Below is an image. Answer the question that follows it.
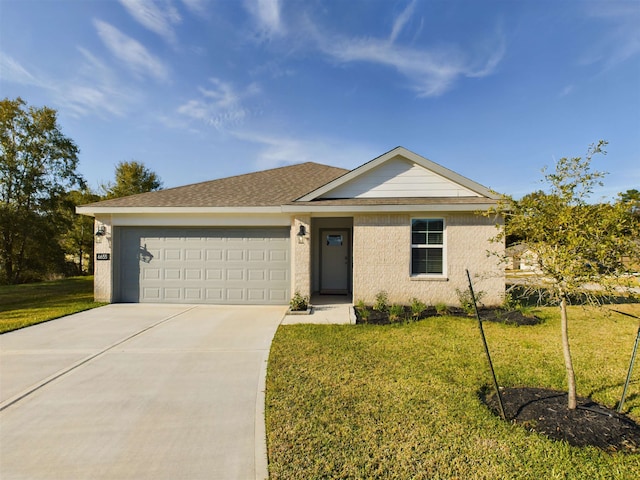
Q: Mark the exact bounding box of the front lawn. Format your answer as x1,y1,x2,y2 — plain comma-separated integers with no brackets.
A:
266,304,640,479
0,276,105,333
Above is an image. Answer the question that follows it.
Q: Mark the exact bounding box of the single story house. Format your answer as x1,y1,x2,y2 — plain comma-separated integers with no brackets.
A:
77,147,505,306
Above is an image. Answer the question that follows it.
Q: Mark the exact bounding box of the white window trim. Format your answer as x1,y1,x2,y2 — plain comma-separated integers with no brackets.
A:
410,217,447,279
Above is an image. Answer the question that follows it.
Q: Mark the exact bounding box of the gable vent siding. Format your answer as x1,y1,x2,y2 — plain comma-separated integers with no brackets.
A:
320,159,481,199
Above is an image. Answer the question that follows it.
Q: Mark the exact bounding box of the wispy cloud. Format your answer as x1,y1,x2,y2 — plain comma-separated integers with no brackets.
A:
582,3,640,69
0,51,135,118
244,0,284,38
305,7,505,98
177,78,261,129
231,129,377,171
0,53,46,87
119,0,181,44
57,47,137,118
389,0,416,43
94,19,170,81
181,0,209,16
314,30,505,97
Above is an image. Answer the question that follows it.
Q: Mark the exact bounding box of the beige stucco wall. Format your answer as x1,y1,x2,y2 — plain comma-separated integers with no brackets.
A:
352,213,504,306
93,216,113,302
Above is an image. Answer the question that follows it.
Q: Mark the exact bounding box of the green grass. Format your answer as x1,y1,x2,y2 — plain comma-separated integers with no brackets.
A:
0,276,105,333
266,304,640,479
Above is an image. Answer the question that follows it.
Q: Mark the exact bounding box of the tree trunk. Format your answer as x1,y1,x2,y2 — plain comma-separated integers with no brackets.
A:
560,292,577,409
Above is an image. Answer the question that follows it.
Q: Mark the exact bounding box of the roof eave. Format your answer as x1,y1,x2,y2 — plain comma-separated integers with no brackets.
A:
281,203,499,213
76,206,284,217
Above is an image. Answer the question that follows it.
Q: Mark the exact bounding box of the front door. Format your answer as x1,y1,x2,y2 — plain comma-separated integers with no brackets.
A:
320,229,350,294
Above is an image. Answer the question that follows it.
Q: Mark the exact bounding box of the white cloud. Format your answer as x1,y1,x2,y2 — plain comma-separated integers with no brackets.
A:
181,0,209,16
177,78,261,129
583,3,640,69
244,0,284,38
315,30,505,97
55,47,138,118
230,130,378,171
119,0,182,44
94,19,169,81
0,53,45,87
303,9,505,98
389,0,416,43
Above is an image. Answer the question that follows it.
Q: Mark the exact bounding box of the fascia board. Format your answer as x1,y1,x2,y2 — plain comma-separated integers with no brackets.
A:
282,203,498,213
75,206,283,216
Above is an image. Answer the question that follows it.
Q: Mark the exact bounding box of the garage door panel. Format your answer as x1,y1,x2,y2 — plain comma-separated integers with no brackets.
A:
117,227,290,304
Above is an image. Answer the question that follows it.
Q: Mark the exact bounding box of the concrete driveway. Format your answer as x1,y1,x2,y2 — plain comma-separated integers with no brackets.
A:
0,304,286,480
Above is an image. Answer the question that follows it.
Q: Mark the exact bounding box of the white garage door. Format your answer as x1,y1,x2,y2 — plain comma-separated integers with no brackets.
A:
115,227,290,304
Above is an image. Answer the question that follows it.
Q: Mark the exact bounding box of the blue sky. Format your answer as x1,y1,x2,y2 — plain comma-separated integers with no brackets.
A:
1,0,638,200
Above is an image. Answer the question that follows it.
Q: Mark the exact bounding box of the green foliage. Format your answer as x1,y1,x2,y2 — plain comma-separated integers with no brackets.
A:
102,160,162,199
289,291,309,311
456,287,484,315
410,297,427,318
488,141,640,410
435,302,449,315
373,290,388,312
388,304,405,323
355,299,370,323
0,97,85,284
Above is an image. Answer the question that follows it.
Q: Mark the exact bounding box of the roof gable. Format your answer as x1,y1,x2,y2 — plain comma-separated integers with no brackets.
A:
297,147,499,201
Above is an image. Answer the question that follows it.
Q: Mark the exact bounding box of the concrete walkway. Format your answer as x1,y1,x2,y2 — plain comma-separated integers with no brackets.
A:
0,304,285,480
281,295,355,325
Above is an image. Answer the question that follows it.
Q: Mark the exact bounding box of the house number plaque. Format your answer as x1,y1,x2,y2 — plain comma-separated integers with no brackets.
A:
96,253,110,261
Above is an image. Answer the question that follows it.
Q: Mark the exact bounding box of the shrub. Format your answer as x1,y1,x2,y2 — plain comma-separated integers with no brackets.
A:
289,291,309,311
435,302,449,315
373,291,389,312
410,297,427,318
456,288,485,315
388,304,405,323
358,306,371,323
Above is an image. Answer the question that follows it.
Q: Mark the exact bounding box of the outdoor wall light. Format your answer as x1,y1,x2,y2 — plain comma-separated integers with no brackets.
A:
95,225,106,236
297,224,307,244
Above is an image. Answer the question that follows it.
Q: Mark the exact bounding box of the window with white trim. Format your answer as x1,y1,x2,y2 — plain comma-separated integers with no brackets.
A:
411,219,444,275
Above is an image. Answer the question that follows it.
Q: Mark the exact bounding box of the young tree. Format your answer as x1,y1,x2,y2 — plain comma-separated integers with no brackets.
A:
102,160,162,198
0,97,85,284
490,141,640,409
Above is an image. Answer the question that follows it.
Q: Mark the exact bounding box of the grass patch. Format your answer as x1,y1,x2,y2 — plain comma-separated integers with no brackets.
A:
0,276,105,333
266,304,640,479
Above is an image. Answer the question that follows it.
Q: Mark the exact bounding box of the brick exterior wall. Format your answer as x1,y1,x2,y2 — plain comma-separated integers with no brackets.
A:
291,215,311,299
352,213,504,306
93,216,113,302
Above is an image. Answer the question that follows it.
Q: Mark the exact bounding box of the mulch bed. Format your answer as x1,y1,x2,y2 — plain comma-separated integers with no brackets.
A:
482,387,640,453
355,306,542,326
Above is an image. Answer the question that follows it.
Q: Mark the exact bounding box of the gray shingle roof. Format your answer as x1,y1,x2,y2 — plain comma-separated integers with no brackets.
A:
81,162,349,208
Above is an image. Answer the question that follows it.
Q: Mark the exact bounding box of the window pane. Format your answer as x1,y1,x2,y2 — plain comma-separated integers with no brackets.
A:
412,248,427,274
427,232,443,245
412,232,426,244
427,219,444,231
411,248,443,274
426,249,443,274
412,219,427,231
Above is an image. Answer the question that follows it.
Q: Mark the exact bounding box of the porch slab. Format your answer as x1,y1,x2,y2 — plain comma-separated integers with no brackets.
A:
281,295,355,325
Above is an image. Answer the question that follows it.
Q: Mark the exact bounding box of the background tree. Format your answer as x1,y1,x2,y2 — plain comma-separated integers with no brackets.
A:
101,160,162,198
489,141,640,409
619,188,640,221
0,97,85,284
59,189,100,275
